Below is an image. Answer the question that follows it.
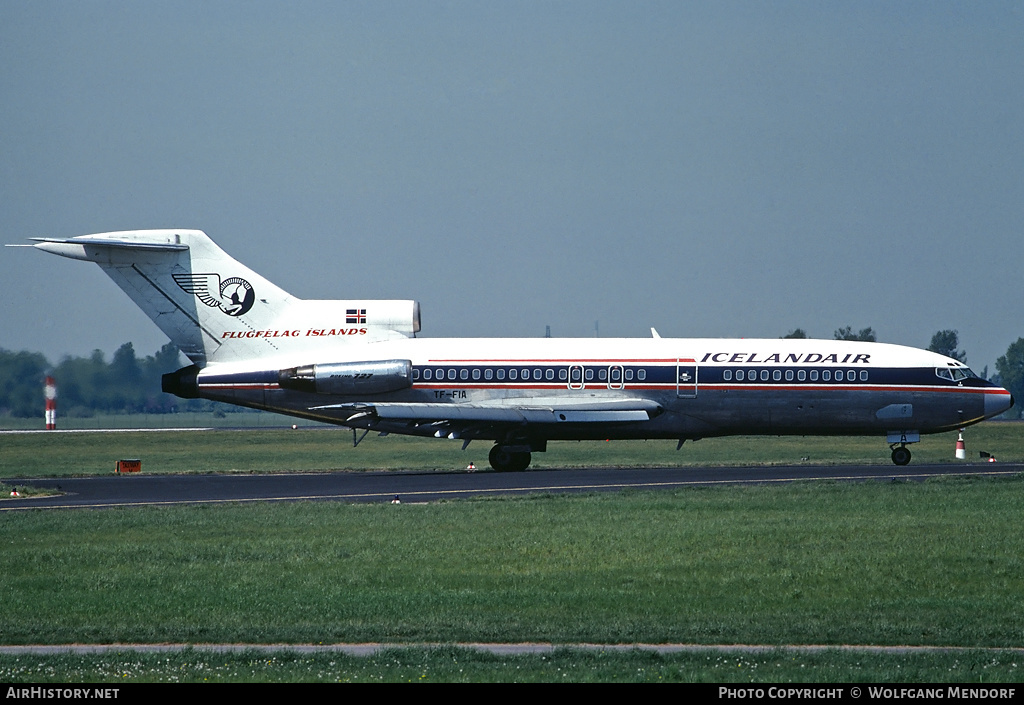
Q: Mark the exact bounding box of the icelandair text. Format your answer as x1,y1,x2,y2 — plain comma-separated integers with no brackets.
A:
701,352,870,365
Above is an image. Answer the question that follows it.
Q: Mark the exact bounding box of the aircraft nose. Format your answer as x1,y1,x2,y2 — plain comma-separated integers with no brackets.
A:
984,389,1014,419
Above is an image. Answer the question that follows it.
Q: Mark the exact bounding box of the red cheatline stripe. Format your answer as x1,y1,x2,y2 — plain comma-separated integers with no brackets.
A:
426,358,691,363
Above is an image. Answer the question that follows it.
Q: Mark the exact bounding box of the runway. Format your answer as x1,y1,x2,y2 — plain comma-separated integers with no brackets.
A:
3,462,1021,511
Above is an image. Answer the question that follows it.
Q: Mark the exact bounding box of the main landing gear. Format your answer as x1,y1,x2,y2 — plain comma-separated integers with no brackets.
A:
489,444,532,472
890,444,912,466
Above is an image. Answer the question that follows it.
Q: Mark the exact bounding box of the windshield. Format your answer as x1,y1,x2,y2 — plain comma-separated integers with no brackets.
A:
935,367,976,382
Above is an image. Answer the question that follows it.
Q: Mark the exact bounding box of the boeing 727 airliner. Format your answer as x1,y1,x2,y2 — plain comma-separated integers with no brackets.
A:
15,230,1013,470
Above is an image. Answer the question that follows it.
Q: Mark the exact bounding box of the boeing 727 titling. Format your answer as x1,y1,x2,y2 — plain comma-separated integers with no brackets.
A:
16,230,1013,469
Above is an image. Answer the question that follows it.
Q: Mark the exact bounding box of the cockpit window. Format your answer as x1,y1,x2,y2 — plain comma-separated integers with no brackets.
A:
936,367,976,382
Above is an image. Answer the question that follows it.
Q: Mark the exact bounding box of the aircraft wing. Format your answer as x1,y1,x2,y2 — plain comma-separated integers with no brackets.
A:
313,397,663,424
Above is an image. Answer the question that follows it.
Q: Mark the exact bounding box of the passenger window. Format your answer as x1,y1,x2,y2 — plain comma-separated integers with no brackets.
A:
485,369,493,380
599,369,608,381
760,370,769,381
798,370,806,381
736,369,744,381
472,368,481,380
460,369,469,380
559,369,568,381
413,369,420,380
522,368,530,379
773,370,782,381
625,369,633,381
638,369,646,381
534,369,542,381
546,369,555,381
585,369,594,381
810,370,819,381
724,370,733,381
822,370,831,381
785,370,794,381
860,370,868,382
448,369,457,380
497,369,505,380
423,369,432,380
509,369,517,381
436,368,444,379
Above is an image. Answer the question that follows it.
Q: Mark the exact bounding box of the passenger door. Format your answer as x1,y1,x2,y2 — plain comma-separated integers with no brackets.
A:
676,359,697,398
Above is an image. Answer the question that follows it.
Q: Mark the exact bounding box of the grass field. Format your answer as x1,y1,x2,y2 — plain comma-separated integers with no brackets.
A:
0,411,322,431
5,477,1024,646
2,419,1022,682
2,419,1022,478
1,647,1021,683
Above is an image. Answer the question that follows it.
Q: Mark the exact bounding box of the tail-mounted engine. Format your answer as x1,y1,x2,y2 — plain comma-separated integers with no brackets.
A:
161,365,200,399
279,359,413,396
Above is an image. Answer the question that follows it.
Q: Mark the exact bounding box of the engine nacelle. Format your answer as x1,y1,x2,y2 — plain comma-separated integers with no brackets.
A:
278,359,413,396
162,365,200,399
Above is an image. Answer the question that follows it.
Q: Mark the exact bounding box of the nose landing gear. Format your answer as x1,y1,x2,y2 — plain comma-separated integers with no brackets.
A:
886,431,919,466
890,444,912,466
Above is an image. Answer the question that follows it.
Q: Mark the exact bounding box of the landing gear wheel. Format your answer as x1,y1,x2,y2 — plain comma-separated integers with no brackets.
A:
489,445,532,472
890,446,912,466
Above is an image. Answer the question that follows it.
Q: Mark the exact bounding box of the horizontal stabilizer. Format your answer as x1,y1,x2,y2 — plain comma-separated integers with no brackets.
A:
28,237,190,258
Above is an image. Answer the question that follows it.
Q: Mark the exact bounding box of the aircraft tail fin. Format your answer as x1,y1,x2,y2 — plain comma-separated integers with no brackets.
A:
25,230,420,366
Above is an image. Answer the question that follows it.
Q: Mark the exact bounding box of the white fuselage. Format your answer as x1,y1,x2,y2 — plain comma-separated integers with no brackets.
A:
20,229,1013,469
190,336,1010,443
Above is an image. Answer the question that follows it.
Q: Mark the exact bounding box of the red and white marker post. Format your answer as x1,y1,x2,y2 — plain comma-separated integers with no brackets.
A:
44,376,57,430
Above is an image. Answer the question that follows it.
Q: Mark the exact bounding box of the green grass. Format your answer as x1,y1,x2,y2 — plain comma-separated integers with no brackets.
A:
0,482,57,498
0,411,324,431
2,421,1021,478
1,646,1021,683
3,419,1022,681
2,477,1023,648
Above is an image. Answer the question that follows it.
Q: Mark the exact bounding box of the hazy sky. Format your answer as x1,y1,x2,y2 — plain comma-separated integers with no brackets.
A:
2,2,1022,372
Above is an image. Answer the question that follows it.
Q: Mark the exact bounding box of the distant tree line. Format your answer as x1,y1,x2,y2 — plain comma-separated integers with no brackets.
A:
783,326,878,342
0,342,231,418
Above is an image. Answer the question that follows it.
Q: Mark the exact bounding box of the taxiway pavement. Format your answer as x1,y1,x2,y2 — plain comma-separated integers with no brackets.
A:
3,463,1020,511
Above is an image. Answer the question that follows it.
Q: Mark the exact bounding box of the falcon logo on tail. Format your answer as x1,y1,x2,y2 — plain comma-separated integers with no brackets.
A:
173,273,255,317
